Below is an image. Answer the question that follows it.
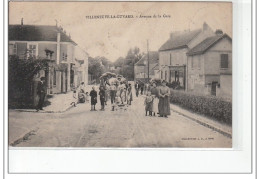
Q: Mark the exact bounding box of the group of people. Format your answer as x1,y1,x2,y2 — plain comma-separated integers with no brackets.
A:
88,81,133,111
138,80,171,118
35,76,171,118
76,80,171,117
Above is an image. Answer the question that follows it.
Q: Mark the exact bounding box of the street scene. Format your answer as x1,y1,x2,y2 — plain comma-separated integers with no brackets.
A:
8,2,232,148
9,85,231,148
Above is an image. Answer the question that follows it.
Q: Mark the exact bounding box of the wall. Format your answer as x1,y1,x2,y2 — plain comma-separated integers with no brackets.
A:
134,65,146,79
187,55,205,90
204,38,232,75
217,74,232,98
159,48,187,67
187,37,232,94
159,48,188,83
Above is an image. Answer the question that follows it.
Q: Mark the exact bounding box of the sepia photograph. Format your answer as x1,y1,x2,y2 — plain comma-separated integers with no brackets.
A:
8,1,232,148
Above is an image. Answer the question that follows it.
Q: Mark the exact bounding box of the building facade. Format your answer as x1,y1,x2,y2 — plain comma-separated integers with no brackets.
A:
9,24,88,96
134,51,159,82
158,22,215,90
186,32,232,98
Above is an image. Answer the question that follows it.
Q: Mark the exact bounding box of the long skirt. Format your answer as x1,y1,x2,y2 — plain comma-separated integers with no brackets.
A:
158,96,171,115
152,97,159,113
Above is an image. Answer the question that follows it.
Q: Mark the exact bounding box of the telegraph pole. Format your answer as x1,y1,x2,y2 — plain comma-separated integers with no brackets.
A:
147,40,149,81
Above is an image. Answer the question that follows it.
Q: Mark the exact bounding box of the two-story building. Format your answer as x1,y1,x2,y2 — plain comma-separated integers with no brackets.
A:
158,22,215,90
9,23,88,95
186,31,232,98
134,51,159,82
74,46,89,87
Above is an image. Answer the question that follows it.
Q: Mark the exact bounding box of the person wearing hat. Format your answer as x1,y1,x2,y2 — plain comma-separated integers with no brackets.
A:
158,80,171,117
36,77,47,111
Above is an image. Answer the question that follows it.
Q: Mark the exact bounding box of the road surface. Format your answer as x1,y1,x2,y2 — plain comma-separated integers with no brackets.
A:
9,93,232,148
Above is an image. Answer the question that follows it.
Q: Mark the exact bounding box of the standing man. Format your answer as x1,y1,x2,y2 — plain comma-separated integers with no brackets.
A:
110,84,116,104
36,77,47,111
99,86,106,111
135,82,139,97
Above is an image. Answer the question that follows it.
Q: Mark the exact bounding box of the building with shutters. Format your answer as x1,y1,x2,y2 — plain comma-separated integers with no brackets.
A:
186,31,232,98
9,23,88,96
158,22,215,90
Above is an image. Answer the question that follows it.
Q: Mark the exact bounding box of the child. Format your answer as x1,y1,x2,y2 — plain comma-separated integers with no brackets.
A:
85,92,89,102
99,86,106,111
144,91,153,116
90,86,97,111
71,88,77,107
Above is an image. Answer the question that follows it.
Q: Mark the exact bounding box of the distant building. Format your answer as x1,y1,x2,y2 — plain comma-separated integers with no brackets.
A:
74,46,89,87
9,23,88,96
134,51,159,82
186,31,232,98
158,22,215,90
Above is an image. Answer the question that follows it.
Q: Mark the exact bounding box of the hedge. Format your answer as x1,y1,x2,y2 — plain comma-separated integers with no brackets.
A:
170,90,232,125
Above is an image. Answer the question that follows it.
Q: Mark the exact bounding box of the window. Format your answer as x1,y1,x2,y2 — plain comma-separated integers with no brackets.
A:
62,53,68,61
29,44,36,57
191,57,194,68
161,71,163,79
27,44,37,58
220,54,228,68
165,71,167,81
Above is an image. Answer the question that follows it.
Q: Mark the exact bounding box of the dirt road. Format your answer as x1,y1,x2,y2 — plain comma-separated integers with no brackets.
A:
9,94,231,148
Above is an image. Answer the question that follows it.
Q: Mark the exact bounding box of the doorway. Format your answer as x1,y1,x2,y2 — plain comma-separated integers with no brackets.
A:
211,82,218,96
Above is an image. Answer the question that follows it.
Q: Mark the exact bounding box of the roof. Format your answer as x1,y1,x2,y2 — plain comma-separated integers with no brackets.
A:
187,34,232,56
135,51,159,66
159,29,201,51
152,63,159,70
9,25,76,45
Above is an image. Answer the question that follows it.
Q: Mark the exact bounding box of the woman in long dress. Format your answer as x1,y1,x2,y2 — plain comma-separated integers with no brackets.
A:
127,83,133,105
150,82,159,116
158,80,171,117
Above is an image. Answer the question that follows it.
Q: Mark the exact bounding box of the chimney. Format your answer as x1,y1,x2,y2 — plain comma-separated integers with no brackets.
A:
215,29,223,35
203,22,209,31
21,18,23,25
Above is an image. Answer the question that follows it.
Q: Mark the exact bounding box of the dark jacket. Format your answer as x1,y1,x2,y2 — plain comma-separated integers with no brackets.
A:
99,89,105,101
37,81,47,95
90,90,97,104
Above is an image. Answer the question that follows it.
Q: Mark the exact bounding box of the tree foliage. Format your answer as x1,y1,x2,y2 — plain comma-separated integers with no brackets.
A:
113,47,144,80
8,55,50,108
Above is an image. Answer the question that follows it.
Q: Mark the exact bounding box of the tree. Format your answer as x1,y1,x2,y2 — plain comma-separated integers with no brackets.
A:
88,57,105,83
114,47,144,80
8,55,50,108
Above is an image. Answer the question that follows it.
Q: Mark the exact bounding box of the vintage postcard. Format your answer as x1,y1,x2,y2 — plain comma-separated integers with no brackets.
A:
8,1,232,148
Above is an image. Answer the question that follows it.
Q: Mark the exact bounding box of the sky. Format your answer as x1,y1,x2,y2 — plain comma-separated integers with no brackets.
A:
9,2,232,62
